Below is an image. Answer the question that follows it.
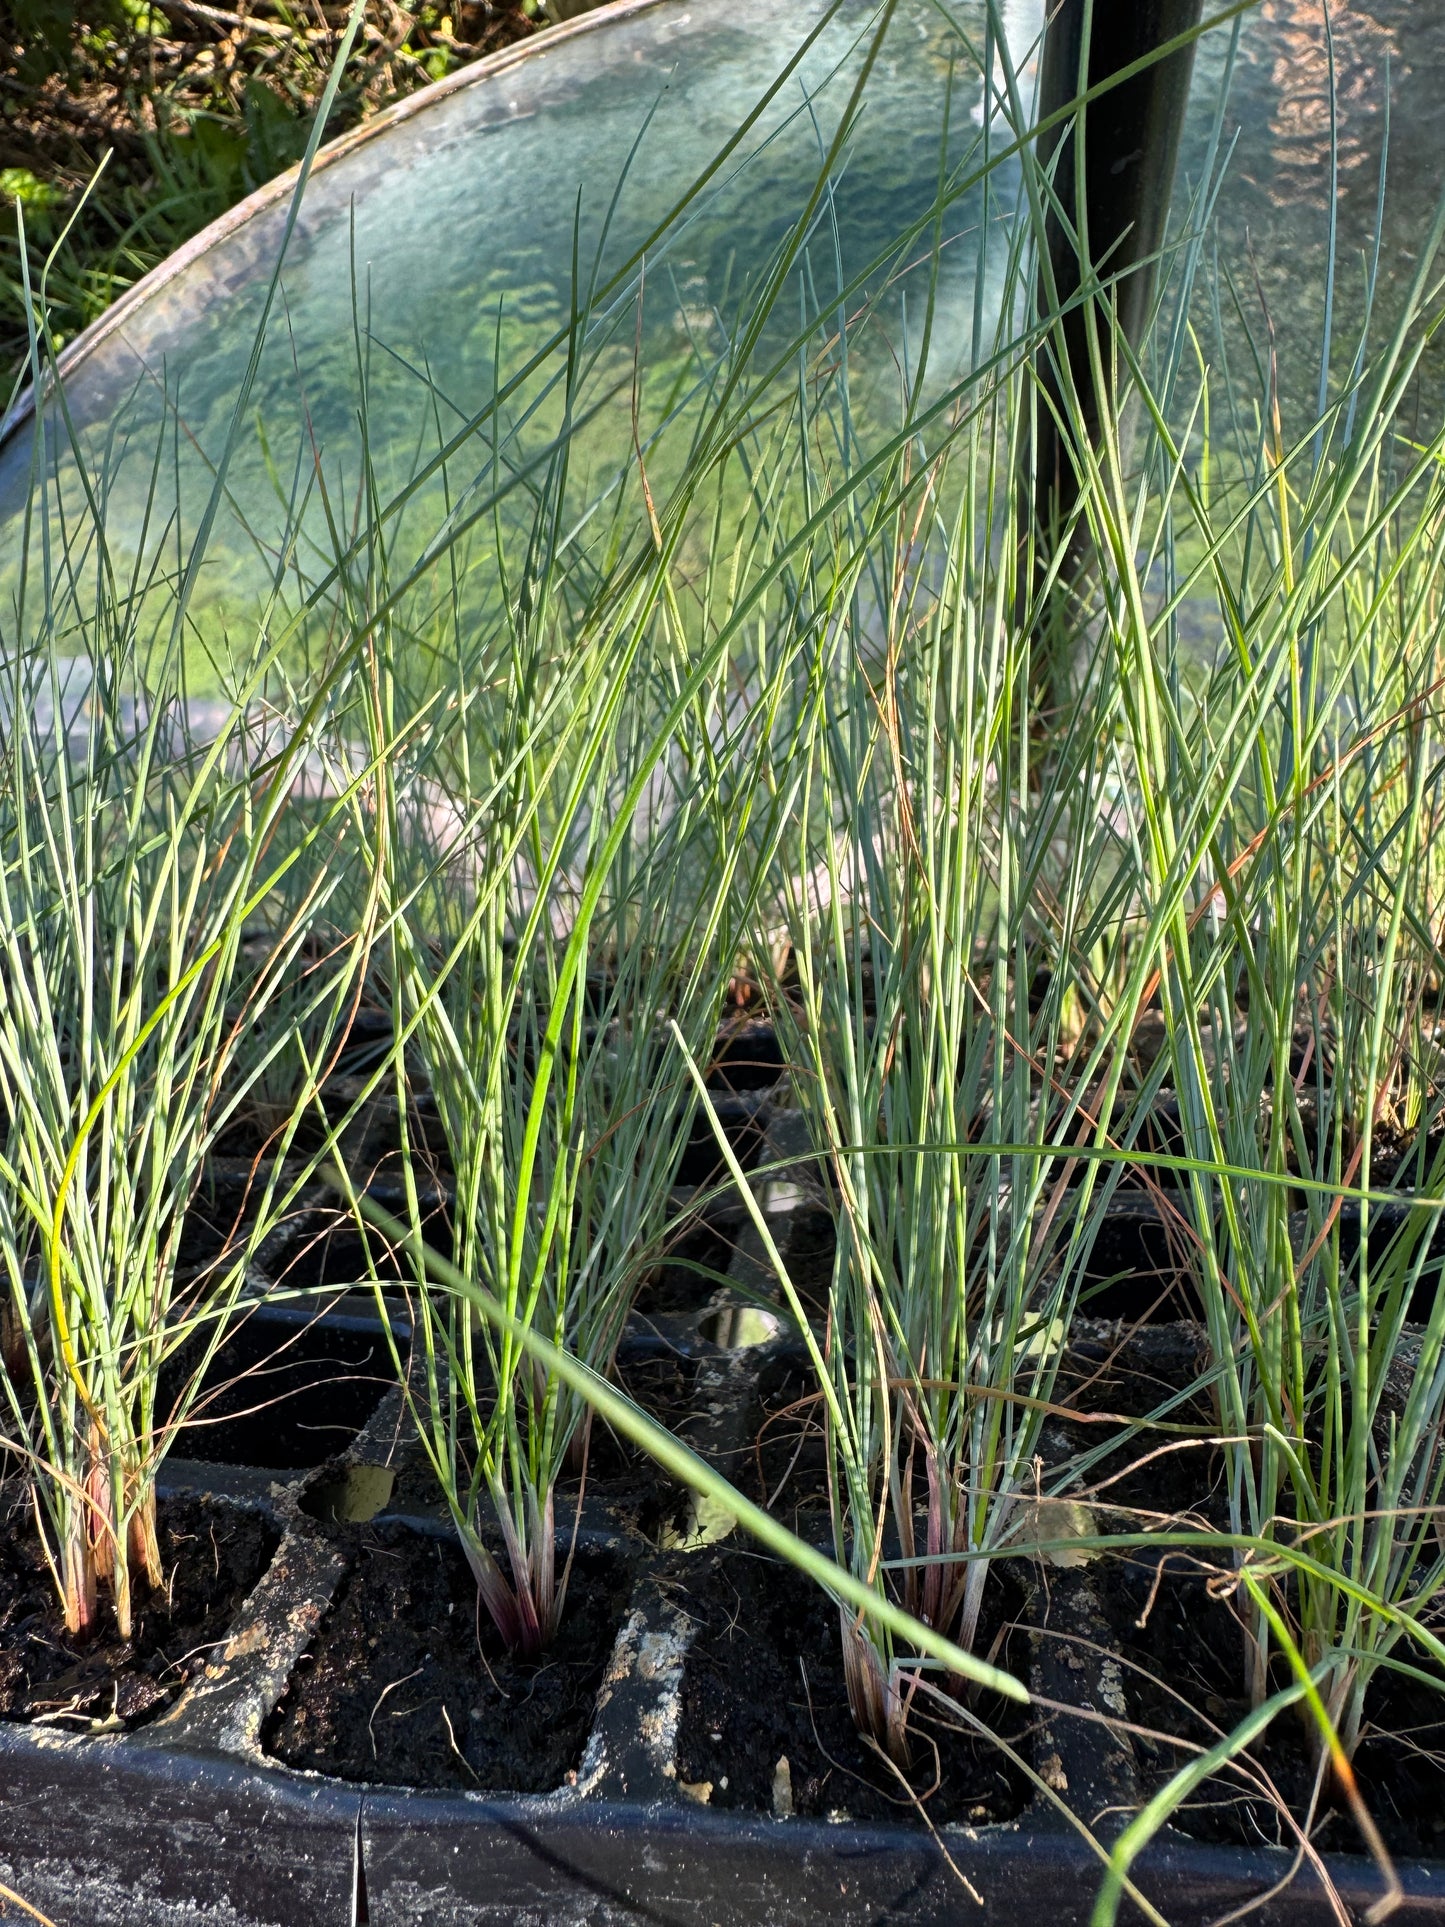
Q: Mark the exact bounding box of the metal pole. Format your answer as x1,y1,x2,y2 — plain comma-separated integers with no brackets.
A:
1029,0,1204,672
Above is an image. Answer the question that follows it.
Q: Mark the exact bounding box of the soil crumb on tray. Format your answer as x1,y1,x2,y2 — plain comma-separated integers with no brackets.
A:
0,1493,278,1730
675,1548,1031,1826
266,1524,632,1791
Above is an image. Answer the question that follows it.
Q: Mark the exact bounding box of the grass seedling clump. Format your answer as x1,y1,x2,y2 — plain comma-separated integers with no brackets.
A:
344,266,839,1653
1042,98,1445,1894
0,565,378,1638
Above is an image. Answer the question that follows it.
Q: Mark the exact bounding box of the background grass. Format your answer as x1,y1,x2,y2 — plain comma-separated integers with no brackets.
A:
1,0,544,383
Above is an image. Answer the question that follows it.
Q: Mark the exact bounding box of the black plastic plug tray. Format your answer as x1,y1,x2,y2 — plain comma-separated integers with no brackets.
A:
4,1100,1443,1925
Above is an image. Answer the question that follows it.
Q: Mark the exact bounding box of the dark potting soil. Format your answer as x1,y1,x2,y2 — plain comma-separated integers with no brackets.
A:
177,1158,273,1271
634,1216,742,1317
601,1347,697,1472
743,1353,830,1531
1052,1327,1226,1523
1071,1195,1204,1323
674,1547,1032,1827
705,1020,786,1093
349,1092,457,1186
1097,1556,1445,1858
164,1304,403,1471
0,1493,278,1730
257,1208,416,1294
208,1102,336,1162
1117,1094,1189,1174
674,1093,770,1190
1371,1124,1445,1191
781,1204,837,1320
1325,1197,1445,1324
365,1347,694,1541
1056,1325,1208,1416
265,1525,632,1791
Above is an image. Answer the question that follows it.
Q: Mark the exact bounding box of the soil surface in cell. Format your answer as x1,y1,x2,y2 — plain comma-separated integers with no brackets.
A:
1051,1324,1226,1522
1069,1196,1205,1323
673,1094,770,1190
744,1352,831,1532
1101,1557,1445,1857
706,1020,785,1092
674,1548,1032,1826
377,1347,694,1540
778,1204,836,1320
208,1102,335,1162
633,1216,743,1317
177,1158,278,1269
162,1304,402,1471
266,1526,632,1790
0,1493,278,1729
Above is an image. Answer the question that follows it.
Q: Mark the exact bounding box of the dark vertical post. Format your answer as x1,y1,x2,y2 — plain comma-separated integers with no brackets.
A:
1028,0,1204,679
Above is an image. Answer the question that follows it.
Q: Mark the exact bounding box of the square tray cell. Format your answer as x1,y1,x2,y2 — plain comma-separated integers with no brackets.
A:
266,1525,633,1792
164,1301,408,1470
